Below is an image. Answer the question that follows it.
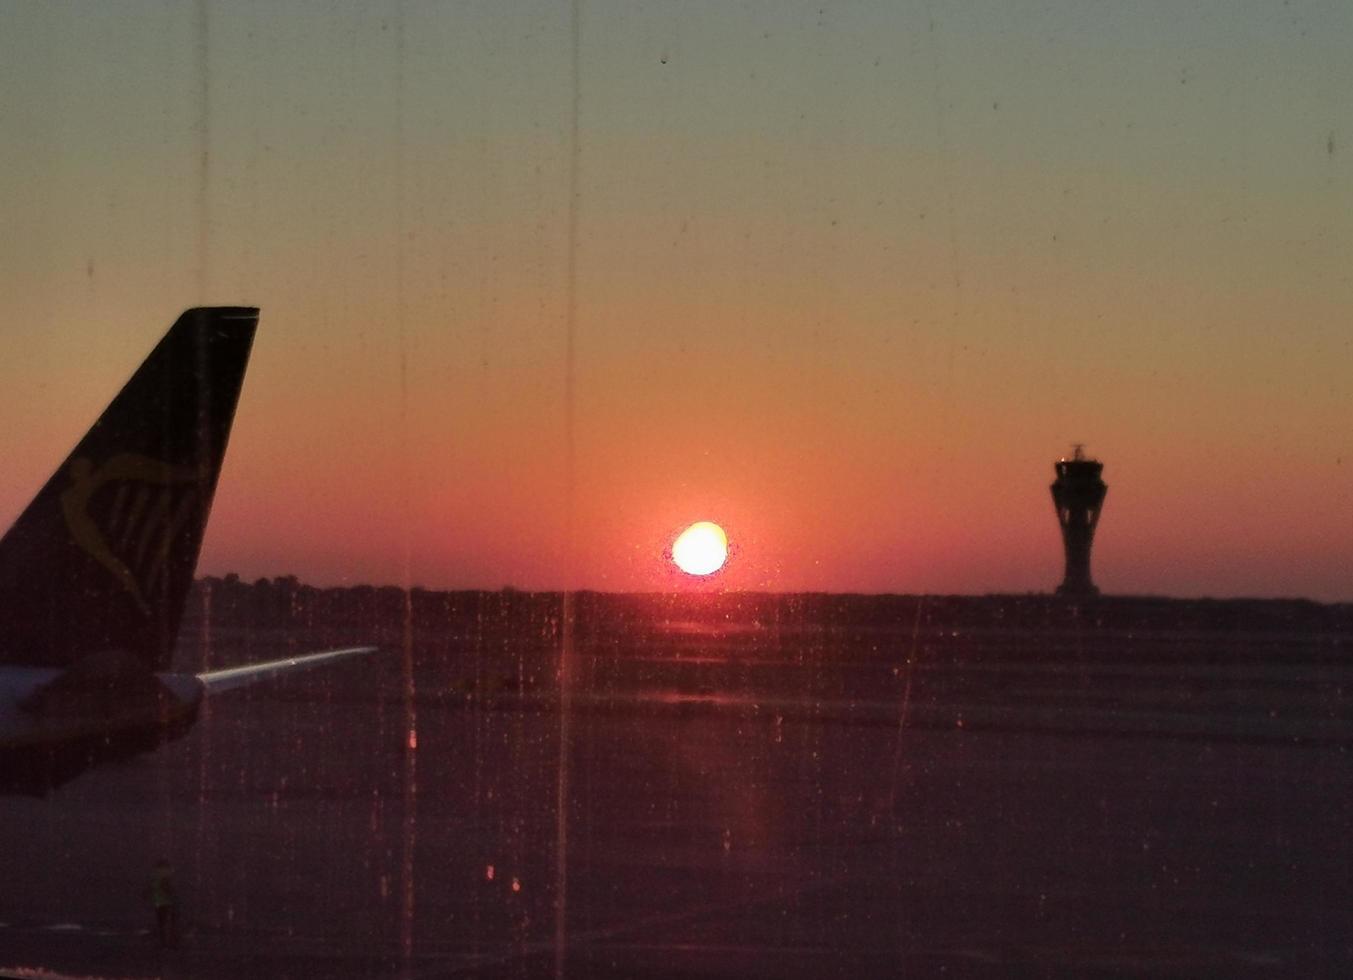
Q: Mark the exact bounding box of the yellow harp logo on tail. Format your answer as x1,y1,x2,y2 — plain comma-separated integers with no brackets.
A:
60,454,202,618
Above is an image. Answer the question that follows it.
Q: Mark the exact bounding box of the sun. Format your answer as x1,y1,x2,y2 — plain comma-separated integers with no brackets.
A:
672,521,729,576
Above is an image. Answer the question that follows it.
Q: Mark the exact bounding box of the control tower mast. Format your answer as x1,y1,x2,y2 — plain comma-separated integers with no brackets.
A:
1051,445,1107,597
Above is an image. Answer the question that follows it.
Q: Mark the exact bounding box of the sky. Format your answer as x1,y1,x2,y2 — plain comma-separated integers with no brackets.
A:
0,1,1350,599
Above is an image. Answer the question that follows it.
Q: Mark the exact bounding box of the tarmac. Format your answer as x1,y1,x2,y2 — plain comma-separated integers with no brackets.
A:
2,614,1351,977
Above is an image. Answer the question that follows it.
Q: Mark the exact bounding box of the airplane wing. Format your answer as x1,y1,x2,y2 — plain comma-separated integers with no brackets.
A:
196,646,378,694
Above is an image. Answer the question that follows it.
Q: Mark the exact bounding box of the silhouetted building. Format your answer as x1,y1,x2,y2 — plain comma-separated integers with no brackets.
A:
1051,446,1107,597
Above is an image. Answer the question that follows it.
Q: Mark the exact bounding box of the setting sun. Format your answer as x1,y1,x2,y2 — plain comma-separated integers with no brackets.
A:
672,522,729,576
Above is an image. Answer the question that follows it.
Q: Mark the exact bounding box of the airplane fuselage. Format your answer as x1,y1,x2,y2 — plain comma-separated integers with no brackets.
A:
0,664,203,793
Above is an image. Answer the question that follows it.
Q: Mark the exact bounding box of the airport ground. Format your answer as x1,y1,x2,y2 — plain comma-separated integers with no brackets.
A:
2,595,1351,977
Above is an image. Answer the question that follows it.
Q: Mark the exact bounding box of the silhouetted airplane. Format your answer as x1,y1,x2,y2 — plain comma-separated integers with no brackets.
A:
0,308,374,794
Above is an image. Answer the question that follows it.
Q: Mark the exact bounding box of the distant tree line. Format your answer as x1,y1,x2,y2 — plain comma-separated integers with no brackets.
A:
188,575,1353,638
187,574,564,635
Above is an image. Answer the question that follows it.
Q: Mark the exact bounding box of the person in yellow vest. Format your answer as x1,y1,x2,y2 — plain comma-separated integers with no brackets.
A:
147,859,178,949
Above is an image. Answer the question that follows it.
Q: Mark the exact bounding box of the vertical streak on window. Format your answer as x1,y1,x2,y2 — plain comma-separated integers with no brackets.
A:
176,0,214,867
887,595,926,816
193,576,214,909
194,0,210,302
394,2,419,975
555,2,584,976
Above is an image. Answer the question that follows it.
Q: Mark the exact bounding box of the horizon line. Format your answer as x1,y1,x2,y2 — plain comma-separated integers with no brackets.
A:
192,575,1353,609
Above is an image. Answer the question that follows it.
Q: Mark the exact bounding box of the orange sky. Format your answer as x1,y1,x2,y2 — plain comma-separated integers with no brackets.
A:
1,2,1350,599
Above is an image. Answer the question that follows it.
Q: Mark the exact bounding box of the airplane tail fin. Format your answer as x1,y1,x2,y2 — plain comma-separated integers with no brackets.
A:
0,308,258,670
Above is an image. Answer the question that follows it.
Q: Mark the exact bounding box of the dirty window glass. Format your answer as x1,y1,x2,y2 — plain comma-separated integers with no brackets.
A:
1,2,1350,977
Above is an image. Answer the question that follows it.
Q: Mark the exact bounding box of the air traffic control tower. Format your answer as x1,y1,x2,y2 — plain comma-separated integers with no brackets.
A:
1051,446,1107,597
